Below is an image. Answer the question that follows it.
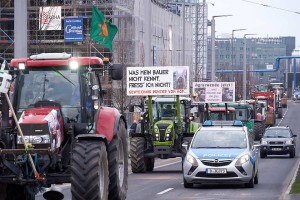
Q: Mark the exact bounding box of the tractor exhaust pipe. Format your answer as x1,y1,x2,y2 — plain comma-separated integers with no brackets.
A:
43,186,64,200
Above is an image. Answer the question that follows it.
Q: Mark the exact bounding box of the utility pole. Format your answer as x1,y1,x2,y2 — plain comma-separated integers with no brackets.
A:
14,0,27,58
231,29,246,81
243,34,256,100
182,0,185,66
145,0,152,66
211,15,232,82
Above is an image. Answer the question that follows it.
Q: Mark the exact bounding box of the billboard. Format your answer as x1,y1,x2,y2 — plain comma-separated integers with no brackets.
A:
39,6,61,30
127,66,189,96
64,17,83,42
192,82,235,103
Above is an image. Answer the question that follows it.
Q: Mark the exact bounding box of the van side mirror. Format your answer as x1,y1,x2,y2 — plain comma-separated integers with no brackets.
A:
111,64,123,80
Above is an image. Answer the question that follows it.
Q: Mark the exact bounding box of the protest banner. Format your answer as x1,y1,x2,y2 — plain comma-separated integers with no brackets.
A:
127,66,189,96
192,82,235,103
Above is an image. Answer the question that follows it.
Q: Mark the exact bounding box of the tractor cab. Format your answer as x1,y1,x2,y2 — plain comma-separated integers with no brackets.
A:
203,107,236,121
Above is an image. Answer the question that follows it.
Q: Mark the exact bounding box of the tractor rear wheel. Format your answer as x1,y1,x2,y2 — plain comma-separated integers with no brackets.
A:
71,141,109,200
253,122,265,140
108,120,128,200
130,137,146,173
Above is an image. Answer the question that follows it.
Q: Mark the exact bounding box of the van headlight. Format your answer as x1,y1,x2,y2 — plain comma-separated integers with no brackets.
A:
186,154,198,166
236,154,250,166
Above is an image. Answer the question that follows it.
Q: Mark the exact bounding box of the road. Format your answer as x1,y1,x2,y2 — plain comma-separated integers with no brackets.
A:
36,100,300,200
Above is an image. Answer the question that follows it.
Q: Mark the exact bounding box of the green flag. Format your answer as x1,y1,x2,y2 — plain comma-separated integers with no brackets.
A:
91,6,118,51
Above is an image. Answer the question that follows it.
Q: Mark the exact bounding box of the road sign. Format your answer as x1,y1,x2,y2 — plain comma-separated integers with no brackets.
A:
192,82,235,103
64,17,83,42
127,66,189,96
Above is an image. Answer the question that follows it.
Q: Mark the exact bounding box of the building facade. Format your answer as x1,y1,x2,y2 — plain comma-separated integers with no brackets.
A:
207,36,295,93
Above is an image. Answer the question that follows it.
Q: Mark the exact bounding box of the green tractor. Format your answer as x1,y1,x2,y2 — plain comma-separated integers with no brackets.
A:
130,96,199,173
211,103,254,136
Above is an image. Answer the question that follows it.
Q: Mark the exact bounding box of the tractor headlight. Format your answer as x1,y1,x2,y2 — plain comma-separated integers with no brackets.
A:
154,128,159,132
236,154,250,166
69,60,79,71
17,134,51,144
32,136,43,144
186,154,198,166
18,62,26,70
167,128,171,132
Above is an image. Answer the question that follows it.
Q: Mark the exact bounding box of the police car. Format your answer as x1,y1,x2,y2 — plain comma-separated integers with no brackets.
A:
183,121,259,188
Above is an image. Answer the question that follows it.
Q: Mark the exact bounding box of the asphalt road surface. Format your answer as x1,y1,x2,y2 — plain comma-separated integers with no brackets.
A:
36,100,300,200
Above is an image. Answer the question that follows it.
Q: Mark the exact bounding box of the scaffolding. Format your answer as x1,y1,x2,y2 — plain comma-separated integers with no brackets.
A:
0,0,135,63
158,0,208,81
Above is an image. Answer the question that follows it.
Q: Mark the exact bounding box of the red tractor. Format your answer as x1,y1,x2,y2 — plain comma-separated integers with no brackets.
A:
251,91,282,126
0,53,128,200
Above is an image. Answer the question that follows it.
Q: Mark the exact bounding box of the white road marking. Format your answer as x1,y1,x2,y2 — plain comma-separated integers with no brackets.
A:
157,188,174,195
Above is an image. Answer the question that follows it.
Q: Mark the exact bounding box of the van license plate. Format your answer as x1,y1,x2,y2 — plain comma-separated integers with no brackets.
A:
272,148,282,151
206,168,227,174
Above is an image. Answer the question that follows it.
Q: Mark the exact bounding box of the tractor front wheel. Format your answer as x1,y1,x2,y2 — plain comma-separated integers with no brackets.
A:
108,120,128,200
146,158,155,172
130,137,146,173
71,141,109,200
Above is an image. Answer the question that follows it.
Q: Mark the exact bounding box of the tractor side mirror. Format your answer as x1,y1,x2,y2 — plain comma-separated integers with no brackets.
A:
111,64,123,80
129,105,134,112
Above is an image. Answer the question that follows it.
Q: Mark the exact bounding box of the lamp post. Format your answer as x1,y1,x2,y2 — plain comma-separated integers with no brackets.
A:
211,15,232,82
243,34,256,100
231,29,246,82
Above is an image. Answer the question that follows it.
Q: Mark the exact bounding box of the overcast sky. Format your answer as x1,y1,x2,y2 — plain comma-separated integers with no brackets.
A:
208,0,299,47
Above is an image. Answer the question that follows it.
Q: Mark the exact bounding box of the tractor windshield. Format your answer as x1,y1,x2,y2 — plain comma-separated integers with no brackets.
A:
153,101,185,122
235,109,249,122
16,66,81,122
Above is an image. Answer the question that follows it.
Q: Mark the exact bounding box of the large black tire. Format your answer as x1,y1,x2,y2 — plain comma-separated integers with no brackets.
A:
108,120,128,200
253,122,265,140
260,151,267,158
0,184,35,200
290,150,296,158
71,141,109,200
245,170,255,188
146,158,155,172
130,137,146,173
254,171,258,184
277,108,283,118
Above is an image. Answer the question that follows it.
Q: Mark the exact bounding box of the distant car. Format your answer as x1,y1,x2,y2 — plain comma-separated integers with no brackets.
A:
260,126,297,158
183,121,259,188
292,92,300,101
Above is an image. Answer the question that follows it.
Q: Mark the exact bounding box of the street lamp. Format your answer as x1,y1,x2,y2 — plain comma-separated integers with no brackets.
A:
231,29,246,82
211,15,232,82
243,33,256,100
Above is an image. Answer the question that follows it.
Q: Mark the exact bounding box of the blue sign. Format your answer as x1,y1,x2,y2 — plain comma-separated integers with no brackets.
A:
64,17,83,42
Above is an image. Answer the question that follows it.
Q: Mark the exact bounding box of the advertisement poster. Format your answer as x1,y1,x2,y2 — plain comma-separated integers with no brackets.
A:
64,17,83,42
192,82,235,103
127,66,189,96
39,6,61,30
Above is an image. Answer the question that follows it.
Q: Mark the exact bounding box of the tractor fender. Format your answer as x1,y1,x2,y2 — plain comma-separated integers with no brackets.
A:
96,106,127,142
76,134,107,143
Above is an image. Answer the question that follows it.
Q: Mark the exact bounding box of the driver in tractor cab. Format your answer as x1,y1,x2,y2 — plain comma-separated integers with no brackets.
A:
162,105,175,117
47,73,73,105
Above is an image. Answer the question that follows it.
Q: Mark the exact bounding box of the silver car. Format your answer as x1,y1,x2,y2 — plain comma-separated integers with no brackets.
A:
183,121,259,188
